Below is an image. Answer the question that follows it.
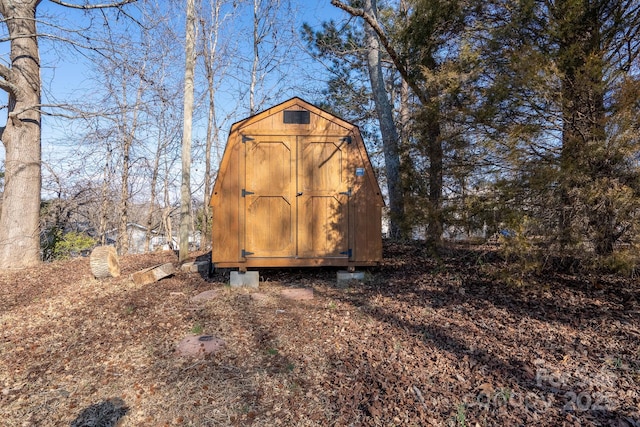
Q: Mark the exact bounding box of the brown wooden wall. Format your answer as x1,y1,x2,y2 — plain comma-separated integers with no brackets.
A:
210,98,383,268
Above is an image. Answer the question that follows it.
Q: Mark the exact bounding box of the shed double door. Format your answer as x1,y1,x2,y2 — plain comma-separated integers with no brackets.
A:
242,135,350,260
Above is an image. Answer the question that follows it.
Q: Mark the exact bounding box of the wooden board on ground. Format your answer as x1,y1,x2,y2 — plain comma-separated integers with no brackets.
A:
89,246,120,279
131,263,175,285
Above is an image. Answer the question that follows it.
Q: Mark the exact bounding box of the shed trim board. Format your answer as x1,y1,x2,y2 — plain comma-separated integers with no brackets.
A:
210,97,383,269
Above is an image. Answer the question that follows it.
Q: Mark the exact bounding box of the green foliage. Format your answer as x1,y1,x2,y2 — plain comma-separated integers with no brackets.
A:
42,229,96,261
56,231,96,260
300,19,378,137
455,403,467,427
597,248,639,277
470,0,640,268
310,0,640,271
191,322,203,334
497,217,544,286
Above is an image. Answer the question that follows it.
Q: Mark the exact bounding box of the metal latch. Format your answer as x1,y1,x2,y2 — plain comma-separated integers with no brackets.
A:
340,249,353,257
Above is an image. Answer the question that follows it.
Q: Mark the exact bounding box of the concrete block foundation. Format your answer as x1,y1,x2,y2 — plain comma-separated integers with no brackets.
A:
337,270,365,286
230,271,259,288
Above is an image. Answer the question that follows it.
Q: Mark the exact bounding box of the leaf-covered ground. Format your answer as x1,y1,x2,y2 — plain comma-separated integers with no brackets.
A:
1,242,638,426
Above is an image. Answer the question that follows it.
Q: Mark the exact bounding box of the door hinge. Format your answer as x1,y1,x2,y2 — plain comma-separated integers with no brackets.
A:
342,136,352,144
242,249,254,257
340,249,353,257
242,135,254,143
339,188,352,196
242,189,255,197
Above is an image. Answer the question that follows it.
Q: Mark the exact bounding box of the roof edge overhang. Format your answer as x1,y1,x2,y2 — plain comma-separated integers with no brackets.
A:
229,97,357,133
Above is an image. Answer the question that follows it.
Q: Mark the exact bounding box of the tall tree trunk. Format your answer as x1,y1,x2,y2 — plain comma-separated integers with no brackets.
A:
180,0,196,262
0,0,42,268
202,89,215,251
163,156,175,250
99,143,113,245
249,0,259,115
423,88,443,246
362,0,405,240
145,131,163,252
163,207,174,250
556,1,606,253
117,136,131,254
200,3,223,252
332,0,447,244
116,78,143,255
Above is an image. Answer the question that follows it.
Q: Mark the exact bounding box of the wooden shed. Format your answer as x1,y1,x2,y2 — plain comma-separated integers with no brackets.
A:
209,97,383,269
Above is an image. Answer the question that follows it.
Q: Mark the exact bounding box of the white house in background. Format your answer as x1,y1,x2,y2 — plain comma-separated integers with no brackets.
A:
105,223,172,254
105,223,201,254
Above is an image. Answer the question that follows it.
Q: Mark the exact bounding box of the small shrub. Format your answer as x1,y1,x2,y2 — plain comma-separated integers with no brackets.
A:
597,248,638,277
455,403,467,427
497,218,543,286
45,230,96,261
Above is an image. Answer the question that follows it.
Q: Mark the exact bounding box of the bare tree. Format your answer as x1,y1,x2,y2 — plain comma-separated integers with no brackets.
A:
99,139,115,245
84,36,153,254
198,0,235,250
249,0,278,114
145,100,181,252
0,0,135,269
237,0,295,114
362,0,405,240
180,0,197,262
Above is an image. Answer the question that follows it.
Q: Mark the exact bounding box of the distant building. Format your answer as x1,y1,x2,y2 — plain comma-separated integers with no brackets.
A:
105,223,170,254
104,223,201,254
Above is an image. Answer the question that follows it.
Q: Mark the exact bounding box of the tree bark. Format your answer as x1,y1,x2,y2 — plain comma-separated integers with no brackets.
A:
131,262,174,285
180,0,196,262
90,245,121,278
362,0,405,240
145,132,162,252
424,101,443,246
249,0,259,115
556,0,607,254
200,3,223,252
0,0,42,268
99,142,113,245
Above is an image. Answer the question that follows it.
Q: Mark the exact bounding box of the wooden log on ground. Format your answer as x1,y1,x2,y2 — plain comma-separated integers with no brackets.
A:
131,263,175,285
90,246,121,279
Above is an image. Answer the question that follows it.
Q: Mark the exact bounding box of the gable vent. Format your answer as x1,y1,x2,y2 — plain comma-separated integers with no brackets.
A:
283,110,310,124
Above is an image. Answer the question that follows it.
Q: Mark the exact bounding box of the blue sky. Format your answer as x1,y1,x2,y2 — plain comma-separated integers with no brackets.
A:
1,0,352,199
35,0,344,105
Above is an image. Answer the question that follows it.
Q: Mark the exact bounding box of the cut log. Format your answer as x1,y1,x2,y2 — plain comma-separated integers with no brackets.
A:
89,246,120,279
131,263,175,285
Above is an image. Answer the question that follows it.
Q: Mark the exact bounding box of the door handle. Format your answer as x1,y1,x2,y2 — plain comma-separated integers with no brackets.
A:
296,192,303,197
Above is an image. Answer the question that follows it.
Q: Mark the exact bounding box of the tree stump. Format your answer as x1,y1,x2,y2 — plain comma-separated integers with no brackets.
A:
131,263,175,286
89,246,121,279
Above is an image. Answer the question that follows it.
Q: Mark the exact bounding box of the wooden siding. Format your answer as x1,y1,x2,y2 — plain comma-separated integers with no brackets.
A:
210,97,383,268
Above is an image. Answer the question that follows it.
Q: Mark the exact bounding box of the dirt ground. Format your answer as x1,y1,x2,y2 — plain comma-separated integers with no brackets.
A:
1,242,639,426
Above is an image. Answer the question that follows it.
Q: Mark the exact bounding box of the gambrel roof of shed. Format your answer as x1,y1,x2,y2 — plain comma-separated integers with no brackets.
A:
230,96,358,132
213,97,384,206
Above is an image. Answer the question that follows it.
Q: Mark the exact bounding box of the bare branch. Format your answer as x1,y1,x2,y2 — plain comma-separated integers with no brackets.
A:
330,0,428,105
0,74,20,97
47,0,137,10
7,102,127,120
0,63,12,80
